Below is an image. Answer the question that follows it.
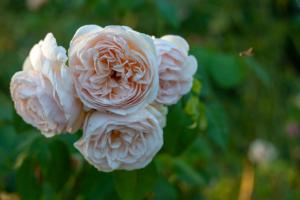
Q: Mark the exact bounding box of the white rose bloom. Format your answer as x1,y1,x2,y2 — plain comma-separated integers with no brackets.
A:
154,35,197,105
68,25,159,115
74,106,164,172
10,33,84,137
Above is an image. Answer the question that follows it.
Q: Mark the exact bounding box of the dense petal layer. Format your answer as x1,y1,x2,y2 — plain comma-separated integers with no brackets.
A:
154,35,197,105
69,25,159,115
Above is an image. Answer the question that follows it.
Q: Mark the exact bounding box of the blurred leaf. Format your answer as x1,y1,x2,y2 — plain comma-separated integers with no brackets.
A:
70,164,117,200
208,54,245,89
0,126,22,173
114,163,158,200
244,57,271,87
206,102,229,150
16,156,41,200
0,92,12,121
155,0,179,28
15,131,39,153
156,155,205,187
116,0,144,11
28,137,51,176
154,177,177,200
173,158,205,187
114,171,137,200
46,140,71,191
0,52,21,90
190,48,213,98
164,102,195,155
196,48,245,89
13,111,34,133
182,137,213,164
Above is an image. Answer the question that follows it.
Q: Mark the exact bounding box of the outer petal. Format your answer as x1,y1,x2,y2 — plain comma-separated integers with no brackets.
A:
70,25,103,44
161,35,189,54
22,57,34,71
41,33,67,62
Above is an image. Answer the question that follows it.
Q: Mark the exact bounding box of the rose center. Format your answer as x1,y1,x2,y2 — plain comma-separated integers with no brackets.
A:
110,70,121,82
111,130,121,140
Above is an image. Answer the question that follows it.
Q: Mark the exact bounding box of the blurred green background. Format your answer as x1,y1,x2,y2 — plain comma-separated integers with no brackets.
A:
1,0,300,199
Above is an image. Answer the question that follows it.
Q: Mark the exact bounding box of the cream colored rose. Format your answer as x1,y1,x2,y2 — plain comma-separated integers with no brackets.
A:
154,35,197,105
10,33,84,137
74,106,164,172
69,25,159,115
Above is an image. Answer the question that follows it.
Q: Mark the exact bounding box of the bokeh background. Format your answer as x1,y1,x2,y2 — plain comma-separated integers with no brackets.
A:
1,0,300,199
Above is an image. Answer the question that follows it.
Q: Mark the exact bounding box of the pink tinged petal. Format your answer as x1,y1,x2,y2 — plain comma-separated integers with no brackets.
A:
71,25,103,44
161,35,190,54
187,55,198,75
22,57,34,71
29,44,43,71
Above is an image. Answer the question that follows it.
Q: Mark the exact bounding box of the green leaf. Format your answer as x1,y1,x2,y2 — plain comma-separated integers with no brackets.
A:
156,155,205,187
208,54,244,88
114,163,158,200
182,137,213,163
195,48,245,89
0,92,12,121
16,156,42,200
74,166,117,200
164,102,195,155
46,140,71,191
13,110,34,133
206,102,229,150
155,0,179,28
173,158,205,187
114,170,137,200
0,126,18,173
29,137,51,177
245,57,271,87
154,177,177,200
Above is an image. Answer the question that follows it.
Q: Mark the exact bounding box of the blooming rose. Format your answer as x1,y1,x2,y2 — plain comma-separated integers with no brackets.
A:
74,106,165,172
69,25,159,115
154,35,197,105
10,33,84,137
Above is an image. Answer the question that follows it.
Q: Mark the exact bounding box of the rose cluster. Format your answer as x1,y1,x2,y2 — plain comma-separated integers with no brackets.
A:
10,25,197,172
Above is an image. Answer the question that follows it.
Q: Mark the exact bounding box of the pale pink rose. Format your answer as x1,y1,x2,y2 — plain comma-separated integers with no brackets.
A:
69,25,159,115
74,106,164,172
10,33,84,137
154,35,197,105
